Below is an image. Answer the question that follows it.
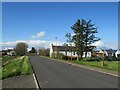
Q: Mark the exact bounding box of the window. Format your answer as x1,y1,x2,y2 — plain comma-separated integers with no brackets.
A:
73,52,75,55
117,54,120,58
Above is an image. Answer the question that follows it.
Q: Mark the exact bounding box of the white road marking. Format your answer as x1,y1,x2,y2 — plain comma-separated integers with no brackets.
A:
33,73,40,89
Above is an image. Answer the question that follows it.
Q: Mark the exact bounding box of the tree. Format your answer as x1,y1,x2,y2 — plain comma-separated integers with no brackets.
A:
71,19,100,59
65,33,73,60
29,47,37,53
62,43,68,56
71,19,85,60
39,48,50,57
15,42,28,56
83,19,100,57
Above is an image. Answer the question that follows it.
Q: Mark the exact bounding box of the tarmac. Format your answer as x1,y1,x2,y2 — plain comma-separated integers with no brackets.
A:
2,74,37,89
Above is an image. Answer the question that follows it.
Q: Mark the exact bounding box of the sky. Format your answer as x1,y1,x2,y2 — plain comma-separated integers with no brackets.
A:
2,0,119,2
1,2,118,50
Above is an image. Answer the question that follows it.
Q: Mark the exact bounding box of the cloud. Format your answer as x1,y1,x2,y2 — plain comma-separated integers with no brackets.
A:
105,41,118,50
1,40,118,51
31,31,45,39
94,41,104,47
91,40,108,49
1,40,63,51
92,40,118,50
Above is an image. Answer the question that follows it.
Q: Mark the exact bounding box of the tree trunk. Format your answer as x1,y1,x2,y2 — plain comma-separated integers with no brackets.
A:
80,52,83,60
71,45,72,60
85,44,87,58
85,51,87,58
77,54,79,60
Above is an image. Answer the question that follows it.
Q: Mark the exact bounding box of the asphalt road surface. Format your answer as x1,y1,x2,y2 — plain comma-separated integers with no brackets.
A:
29,56,118,88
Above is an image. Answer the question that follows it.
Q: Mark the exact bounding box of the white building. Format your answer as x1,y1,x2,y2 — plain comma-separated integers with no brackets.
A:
7,49,16,56
96,49,120,58
115,49,120,58
50,44,91,58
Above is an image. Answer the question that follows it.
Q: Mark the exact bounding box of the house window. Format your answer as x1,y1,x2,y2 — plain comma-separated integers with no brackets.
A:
73,52,75,55
117,54,120,58
65,50,67,56
87,53,90,57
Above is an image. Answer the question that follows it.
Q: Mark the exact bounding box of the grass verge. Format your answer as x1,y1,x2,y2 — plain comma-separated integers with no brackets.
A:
63,60,119,72
21,56,33,75
1,56,33,79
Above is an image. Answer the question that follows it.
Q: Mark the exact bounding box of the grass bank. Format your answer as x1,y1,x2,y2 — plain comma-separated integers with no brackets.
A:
0,56,33,79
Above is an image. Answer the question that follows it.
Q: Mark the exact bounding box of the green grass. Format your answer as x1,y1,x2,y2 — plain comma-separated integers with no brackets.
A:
21,56,33,75
66,60,119,71
2,59,22,79
0,58,2,64
1,56,33,79
2,55,19,66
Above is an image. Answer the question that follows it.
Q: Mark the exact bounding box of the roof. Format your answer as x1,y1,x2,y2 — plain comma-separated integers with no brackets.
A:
0,51,6,55
116,49,120,54
52,45,76,52
105,49,117,54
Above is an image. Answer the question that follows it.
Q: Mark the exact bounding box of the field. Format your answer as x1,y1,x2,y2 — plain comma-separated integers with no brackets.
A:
0,55,33,79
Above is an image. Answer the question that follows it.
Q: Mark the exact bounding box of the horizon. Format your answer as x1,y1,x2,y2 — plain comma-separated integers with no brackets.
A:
1,2,118,50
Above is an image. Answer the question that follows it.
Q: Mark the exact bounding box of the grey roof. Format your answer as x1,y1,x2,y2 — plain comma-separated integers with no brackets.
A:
52,45,76,52
105,49,117,54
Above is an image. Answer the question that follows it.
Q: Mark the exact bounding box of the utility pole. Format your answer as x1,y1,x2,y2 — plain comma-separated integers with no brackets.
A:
55,37,57,58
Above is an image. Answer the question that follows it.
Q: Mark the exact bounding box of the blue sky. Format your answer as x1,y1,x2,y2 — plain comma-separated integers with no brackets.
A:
2,2,118,49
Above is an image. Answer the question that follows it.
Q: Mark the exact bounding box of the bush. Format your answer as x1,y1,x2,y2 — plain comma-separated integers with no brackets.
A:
92,58,102,61
51,53,64,59
61,56,77,60
82,58,91,61
62,55,68,60
105,56,119,61
82,57,102,62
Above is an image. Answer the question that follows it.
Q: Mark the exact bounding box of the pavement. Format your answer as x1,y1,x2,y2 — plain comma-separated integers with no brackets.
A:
29,56,119,88
2,74,37,89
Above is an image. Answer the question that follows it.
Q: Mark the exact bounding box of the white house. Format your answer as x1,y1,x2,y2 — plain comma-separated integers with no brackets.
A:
50,44,91,58
7,50,16,56
96,49,118,58
115,49,120,58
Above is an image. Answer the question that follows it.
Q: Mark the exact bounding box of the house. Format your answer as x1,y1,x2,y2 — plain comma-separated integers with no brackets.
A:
96,50,105,58
0,51,7,56
96,49,117,58
0,50,8,56
7,49,16,56
50,44,91,58
0,52,2,56
105,49,117,57
115,49,120,58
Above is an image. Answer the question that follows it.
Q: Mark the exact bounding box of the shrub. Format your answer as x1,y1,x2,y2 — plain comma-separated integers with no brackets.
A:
105,57,119,61
92,58,102,61
82,58,91,61
51,53,64,59
62,55,68,60
62,56,77,60
82,57,102,62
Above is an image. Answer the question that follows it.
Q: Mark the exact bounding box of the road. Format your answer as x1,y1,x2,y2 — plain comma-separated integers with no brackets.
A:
29,56,118,88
